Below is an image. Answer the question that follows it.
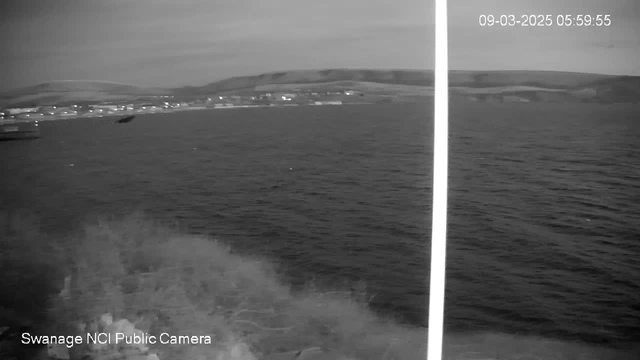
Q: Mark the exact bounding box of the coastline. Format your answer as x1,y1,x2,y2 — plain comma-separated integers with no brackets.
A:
11,102,377,123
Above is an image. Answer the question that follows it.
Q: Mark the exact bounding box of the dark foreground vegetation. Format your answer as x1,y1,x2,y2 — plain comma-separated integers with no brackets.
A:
1,211,637,359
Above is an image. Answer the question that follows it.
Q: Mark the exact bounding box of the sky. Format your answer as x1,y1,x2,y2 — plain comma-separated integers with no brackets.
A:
0,0,638,90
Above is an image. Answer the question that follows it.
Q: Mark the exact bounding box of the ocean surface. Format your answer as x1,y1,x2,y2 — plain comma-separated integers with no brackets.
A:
1,102,639,348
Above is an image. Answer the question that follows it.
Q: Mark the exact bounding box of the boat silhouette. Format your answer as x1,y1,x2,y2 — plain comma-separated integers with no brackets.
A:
116,115,135,124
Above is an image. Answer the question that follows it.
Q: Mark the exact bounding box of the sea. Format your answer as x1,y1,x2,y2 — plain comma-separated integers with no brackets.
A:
1,102,639,350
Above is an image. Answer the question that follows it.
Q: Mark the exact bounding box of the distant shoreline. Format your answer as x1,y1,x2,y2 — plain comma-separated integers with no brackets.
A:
20,102,377,122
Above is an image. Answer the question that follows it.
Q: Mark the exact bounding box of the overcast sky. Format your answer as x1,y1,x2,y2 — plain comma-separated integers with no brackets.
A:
0,0,638,90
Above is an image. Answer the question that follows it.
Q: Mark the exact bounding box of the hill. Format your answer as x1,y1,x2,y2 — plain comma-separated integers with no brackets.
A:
2,69,639,107
173,69,640,103
173,69,434,95
0,80,170,107
178,69,622,94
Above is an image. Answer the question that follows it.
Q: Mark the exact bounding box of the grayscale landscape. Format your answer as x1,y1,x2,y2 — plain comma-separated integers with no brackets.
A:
1,1,639,360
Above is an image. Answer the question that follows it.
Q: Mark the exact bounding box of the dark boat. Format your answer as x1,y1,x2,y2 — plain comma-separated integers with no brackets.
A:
116,115,135,124
0,120,40,141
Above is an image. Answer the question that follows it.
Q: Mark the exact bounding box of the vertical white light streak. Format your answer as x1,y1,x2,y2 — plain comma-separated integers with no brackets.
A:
427,0,448,359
